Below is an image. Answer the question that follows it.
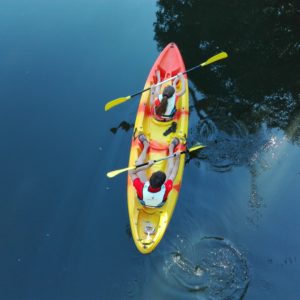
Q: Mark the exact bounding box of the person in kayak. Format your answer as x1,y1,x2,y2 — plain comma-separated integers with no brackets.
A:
150,71,186,121
128,134,180,207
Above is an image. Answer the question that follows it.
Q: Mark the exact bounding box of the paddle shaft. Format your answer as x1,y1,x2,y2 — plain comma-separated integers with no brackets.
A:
129,51,228,98
129,64,203,99
104,51,228,111
106,144,205,178
134,149,187,169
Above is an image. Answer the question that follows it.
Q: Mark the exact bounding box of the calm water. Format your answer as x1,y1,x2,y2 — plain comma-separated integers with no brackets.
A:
1,1,299,299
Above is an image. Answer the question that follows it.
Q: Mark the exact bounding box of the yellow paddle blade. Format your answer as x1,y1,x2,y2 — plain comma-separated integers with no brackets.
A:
189,145,206,152
200,52,228,67
104,95,131,111
106,165,136,178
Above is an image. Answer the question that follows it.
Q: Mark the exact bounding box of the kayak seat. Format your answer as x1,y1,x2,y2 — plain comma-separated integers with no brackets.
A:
149,139,169,151
171,67,180,77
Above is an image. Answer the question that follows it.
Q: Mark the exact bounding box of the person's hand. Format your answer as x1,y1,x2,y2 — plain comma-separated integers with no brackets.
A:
150,85,156,96
174,151,181,158
147,160,155,167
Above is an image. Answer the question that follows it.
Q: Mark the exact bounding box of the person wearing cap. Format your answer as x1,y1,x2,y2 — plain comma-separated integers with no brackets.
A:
150,71,186,121
128,134,180,208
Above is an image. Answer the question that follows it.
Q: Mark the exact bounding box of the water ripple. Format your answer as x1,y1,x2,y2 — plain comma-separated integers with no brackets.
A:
190,109,288,176
161,237,250,300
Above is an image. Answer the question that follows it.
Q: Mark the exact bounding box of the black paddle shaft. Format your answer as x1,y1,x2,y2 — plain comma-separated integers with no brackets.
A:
135,150,188,169
184,64,201,74
130,64,201,99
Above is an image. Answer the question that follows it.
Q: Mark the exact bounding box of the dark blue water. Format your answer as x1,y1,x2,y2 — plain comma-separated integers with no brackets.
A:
1,1,299,299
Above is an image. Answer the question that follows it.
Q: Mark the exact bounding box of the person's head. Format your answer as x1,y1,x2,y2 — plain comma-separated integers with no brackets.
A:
162,85,175,98
156,85,175,116
149,171,166,189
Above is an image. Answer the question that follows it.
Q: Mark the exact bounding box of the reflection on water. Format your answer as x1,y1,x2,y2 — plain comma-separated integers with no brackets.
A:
154,0,300,143
189,105,288,226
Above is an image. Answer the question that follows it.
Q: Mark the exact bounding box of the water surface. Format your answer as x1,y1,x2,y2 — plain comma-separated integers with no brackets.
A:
0,0,299,299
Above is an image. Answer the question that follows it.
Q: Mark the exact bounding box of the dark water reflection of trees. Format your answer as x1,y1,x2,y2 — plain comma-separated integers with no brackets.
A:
154,0,300,144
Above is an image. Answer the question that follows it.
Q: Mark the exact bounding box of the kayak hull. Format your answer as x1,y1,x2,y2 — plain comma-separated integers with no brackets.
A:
127,43,189,254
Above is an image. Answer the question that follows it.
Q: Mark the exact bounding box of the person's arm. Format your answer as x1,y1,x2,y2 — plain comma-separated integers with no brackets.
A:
150,70,161,106
167,153,180,181
150,85,157,106
128,160,154,181
173,73,186,97
166,152,180,181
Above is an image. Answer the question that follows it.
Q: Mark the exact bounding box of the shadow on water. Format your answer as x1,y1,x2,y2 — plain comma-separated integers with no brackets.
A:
110,121,133,134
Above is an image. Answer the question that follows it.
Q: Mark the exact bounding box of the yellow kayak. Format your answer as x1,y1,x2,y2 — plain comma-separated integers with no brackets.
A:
127,43,189,254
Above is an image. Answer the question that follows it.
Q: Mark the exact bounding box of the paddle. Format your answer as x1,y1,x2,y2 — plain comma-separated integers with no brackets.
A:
104,51,228,111
106,144,206,178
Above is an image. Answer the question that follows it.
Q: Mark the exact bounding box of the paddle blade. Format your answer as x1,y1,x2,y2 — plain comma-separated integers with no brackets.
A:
104,95,131,111
106,165,136,178
188,144,206,152
200,52,228,67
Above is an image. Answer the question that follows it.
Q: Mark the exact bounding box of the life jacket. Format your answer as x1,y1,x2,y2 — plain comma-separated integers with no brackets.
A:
140,181,166,207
